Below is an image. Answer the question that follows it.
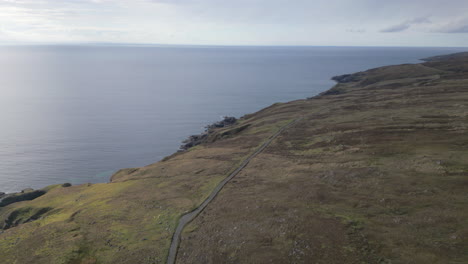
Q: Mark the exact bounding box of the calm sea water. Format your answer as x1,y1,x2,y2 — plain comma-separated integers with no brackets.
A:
0,45,465,193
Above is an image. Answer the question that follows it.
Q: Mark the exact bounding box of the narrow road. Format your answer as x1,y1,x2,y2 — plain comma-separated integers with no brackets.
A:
166,117,303,264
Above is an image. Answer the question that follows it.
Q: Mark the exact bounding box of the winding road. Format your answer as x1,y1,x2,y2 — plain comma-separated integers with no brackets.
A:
166,117,303,264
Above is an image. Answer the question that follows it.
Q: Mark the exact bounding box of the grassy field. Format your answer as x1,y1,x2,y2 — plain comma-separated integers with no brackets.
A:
177,53,468,263
1,53,467,263
0,100,298,263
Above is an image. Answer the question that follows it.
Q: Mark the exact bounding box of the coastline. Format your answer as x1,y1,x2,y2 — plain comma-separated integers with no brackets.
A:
1,52,467,263
3,46,467,194
0,49,461,196
0,53,444,196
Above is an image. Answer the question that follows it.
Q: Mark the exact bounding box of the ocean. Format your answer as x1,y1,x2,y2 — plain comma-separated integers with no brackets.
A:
0,45,465,193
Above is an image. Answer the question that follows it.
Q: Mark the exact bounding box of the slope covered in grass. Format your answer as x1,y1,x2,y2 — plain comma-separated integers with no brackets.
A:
1,52,467,264
177,53,468,264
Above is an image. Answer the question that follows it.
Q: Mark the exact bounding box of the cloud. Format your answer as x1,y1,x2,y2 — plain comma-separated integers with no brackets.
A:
0,0,467,46
435,19,468,33
346,28,366,33
381,23,411,33
380,17,431,33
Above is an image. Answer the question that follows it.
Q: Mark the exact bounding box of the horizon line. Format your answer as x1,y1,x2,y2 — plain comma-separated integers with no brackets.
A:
0,42,467,49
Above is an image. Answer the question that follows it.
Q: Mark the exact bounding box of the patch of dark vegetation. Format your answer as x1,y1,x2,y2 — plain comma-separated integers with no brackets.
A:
161,153,180,162
206,116,237,130
210,124,251,142
2,207,53,230
62,183,72,187
110,168,140,182
180,116,238,150
68,210,82,222
65,241,97,264
220,124,250,137
420,115,454,119
332,72,365,83
320,85,347,96
381,125,456,131
0,190,47,207
341,217,381,263
180,133,208,150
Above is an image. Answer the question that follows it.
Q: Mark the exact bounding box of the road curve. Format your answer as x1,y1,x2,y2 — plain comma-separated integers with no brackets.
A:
166,117,303,264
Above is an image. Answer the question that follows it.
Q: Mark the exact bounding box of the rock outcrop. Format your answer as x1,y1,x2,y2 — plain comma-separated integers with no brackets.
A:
180,116,237,150
331,72,365,83
0,190,47,208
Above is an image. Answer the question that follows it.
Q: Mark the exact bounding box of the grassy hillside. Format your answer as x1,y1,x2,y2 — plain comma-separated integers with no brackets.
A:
1,52,467,264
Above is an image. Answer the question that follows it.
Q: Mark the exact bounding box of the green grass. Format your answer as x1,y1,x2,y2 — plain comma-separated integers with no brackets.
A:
1,53,468,264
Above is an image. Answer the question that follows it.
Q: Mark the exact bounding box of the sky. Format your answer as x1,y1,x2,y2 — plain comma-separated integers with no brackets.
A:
0,0,467,46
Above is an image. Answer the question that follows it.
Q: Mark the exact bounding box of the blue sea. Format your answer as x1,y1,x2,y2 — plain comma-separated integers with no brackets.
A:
0,45,466,193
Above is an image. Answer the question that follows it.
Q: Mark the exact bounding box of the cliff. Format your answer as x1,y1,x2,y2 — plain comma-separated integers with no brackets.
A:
0,52,467,264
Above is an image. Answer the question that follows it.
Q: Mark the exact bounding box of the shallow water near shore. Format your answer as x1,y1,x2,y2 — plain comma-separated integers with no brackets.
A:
0,45,465,193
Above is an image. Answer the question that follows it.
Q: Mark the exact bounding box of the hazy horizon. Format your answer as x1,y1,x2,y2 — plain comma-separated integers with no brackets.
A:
1,43,468,48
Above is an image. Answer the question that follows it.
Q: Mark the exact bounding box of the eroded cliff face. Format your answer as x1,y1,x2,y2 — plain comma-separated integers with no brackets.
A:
1,53,467,264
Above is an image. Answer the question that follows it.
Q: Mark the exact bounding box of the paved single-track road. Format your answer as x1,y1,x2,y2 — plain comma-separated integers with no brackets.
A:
166,117,303,264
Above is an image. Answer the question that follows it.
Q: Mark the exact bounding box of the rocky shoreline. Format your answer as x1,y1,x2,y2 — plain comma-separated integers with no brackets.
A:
0,117,239,200
179,116,237,151
0,183,72,208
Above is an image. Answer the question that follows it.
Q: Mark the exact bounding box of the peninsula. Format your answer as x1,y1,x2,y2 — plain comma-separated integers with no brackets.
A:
1,52,467,264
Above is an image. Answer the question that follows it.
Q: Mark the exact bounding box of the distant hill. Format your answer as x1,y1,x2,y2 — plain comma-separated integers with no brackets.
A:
422,51,468,62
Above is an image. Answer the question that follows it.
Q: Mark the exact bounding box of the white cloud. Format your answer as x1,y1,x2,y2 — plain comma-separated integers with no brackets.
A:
0,0,467,46
380,17,431,33
434,18,468,33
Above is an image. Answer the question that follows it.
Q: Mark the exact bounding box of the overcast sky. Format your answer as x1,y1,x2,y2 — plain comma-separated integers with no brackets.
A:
1,0,467,46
